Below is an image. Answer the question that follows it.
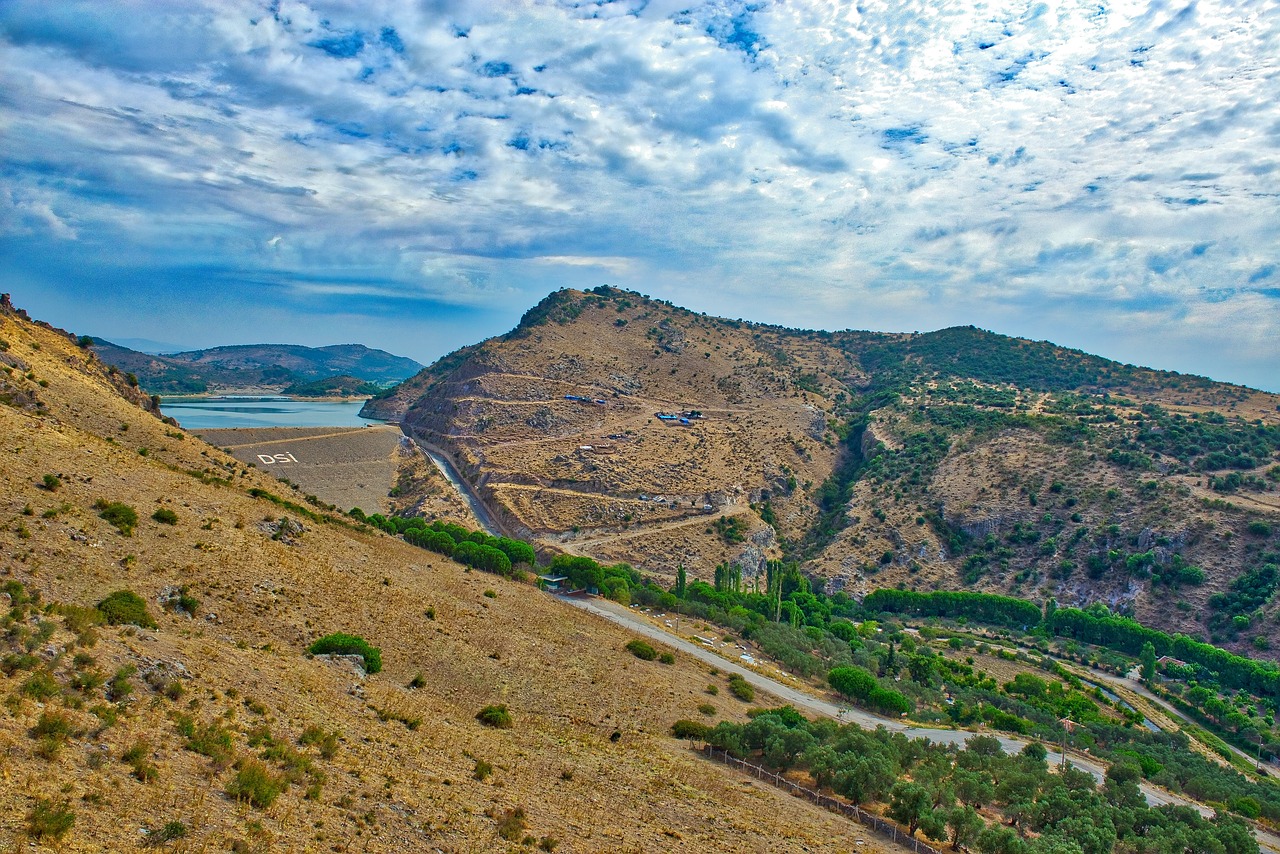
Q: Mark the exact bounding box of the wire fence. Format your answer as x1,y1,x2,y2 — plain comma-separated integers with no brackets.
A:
700,745,946,854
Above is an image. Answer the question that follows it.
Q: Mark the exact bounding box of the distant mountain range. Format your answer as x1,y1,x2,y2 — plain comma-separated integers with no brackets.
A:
90,340,423,394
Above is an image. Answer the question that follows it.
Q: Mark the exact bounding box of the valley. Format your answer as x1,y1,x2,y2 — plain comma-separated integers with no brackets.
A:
4,291,1280,852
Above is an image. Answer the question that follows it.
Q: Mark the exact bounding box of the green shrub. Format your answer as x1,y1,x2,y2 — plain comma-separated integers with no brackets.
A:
473,758,493,781
163,587,199,616
298,725,339,759
307,633,382,674
697,703,717,716
476,704,513,729
95,500,139,535
97,590,157,628
21,671,60,700
107,665,136,701
148,821,188,846
151,508,178,525
727,673,754,702
30,711,74,746
625,639,657,661
1,653,40,676
56,603,105,636
27,797,74,841
41,474,60,491
69,668,104,693
226,760,285,809
671,719,711,740
1231,796,1262,819
122,740,158,782
179,717,234,764
659,652,676,665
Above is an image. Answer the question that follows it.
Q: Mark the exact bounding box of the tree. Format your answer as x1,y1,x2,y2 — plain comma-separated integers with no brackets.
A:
954,769,994,809
976,825,1028,854
947,804,984,851
908,653,937,686
675,565,687,598
1139,640,1158,684
889,781,935,836
829,666,877,700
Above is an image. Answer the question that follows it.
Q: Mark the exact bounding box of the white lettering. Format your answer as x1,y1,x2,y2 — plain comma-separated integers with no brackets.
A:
257,455,275,464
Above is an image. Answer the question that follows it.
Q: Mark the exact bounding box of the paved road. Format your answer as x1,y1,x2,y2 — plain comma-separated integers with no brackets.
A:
1107,667,1273,772
557,593,1280,852
416,448,1279,850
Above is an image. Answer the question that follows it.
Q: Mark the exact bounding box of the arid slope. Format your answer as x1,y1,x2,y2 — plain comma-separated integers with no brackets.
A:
0,298,895,851
368,287,1280,658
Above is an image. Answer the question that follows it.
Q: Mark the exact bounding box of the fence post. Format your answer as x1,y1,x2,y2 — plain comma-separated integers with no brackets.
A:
694,740,937,854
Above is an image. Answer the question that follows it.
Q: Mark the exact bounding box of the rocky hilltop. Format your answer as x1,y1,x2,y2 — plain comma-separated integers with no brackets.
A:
1,296,866,851
369,287,1280,657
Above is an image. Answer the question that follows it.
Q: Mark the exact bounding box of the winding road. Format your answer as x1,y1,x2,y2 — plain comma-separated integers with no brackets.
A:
557,593,1280,853
403,418,1280,852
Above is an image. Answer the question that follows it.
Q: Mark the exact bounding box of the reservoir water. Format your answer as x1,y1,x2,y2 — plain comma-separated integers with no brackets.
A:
160,396,384,430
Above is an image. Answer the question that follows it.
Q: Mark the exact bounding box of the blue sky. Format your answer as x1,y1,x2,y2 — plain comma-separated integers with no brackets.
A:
2,0,1278,390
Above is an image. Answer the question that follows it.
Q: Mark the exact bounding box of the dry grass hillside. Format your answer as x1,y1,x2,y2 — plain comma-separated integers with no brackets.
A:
365,287,1280,659
0,300,909,851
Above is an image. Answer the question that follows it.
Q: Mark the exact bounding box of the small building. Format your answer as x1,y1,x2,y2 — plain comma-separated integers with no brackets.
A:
538,575,570,592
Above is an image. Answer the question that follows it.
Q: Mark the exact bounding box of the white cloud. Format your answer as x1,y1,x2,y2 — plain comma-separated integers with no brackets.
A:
0,0,1277,388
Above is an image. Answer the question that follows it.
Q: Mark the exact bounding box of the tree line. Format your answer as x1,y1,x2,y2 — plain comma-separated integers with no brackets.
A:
675,708,1259,854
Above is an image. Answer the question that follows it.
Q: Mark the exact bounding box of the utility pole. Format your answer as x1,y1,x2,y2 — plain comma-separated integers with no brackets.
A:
1058,717,1074,771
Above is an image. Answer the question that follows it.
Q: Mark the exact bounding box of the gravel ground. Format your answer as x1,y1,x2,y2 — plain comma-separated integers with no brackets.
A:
198,424,402,513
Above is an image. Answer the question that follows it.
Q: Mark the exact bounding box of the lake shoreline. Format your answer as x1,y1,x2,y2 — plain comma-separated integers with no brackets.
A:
159,396,386,430
160,391,376,403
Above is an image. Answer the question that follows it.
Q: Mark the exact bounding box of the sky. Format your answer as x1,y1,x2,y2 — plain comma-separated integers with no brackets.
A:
2,0,1278,391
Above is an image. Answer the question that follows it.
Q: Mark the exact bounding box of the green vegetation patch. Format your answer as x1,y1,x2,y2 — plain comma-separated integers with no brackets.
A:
226,759,286,809
95,500,139,535
625,639,658,661
96,590,157,629
151,507,178,525
476,704,513,729
308,633,382,674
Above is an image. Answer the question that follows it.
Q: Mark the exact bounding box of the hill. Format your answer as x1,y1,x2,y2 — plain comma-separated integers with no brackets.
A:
365,287,1280,659
281,374,383,397
0,296,879,851
90,340,423,394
